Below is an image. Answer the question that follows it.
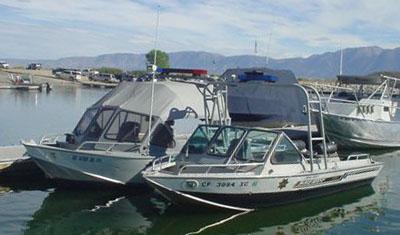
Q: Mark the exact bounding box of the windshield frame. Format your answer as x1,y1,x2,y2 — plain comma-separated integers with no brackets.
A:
206,126,247,158
73,108,99,136
102,109,159,143
225,128,280,164
180,124,221,155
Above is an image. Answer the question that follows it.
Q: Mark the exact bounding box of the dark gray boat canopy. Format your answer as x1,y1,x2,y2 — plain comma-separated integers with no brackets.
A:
221,67,298,84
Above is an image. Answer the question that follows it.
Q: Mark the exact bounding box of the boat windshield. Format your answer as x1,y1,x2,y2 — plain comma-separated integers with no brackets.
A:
72,108,115,143
103,110,156,143
233,130,278,162
182,125,220,154
73,108,98,136
207,126,246,157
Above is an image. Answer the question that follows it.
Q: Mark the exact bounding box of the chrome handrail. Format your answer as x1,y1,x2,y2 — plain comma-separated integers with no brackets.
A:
151,155,175,171
326,97,400,110
39,134,65,145
77,141,140,152
347,153,369,161
178,162,264,175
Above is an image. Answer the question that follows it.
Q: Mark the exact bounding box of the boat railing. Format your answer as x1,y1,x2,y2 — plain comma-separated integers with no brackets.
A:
77,141,140,152
315,84,400,118
151,155,175,171
346,153,370,161
39,134,66,145
177,162,264,175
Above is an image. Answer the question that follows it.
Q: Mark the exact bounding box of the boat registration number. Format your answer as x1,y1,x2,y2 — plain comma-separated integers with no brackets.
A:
201,181,257,188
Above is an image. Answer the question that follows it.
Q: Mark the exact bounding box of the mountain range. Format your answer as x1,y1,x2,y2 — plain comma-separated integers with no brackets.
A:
4,46,400,79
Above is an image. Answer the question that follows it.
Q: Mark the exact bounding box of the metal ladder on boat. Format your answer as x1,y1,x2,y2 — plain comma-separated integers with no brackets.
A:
296,84,328,171
197,82,231,126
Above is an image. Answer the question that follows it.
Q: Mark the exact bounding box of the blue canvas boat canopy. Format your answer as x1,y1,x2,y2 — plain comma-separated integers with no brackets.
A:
221,67,297,84
238,71,278,82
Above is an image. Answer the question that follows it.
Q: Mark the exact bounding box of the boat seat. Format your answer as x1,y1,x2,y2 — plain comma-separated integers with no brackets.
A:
226,138,241,158
234,140,254,162
117,121,140,142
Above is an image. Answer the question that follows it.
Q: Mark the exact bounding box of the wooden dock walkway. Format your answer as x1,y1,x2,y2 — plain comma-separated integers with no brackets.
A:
0,145,44,179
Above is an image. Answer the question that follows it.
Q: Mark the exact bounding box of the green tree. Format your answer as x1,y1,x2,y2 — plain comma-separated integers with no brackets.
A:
97,67,123,76
145,50,170,68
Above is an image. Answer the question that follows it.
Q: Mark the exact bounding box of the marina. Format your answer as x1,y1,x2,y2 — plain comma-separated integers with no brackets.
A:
0,73,398,234
1,1,400,234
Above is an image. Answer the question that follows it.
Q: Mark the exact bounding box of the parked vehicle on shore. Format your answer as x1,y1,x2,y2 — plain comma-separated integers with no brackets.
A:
90,73,119,83
82,68,99,78
0,61,9,69
27,63,42,70
55,70,82,81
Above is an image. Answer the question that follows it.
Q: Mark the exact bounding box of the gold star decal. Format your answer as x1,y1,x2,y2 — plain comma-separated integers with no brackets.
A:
278,178,289,189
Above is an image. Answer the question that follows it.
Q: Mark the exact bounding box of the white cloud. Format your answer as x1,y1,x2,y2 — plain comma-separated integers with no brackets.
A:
0,0,399,59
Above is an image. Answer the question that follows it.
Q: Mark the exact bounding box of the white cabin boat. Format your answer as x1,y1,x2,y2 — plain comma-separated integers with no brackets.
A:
23,81,229,185
142,85,383,211
321,74,400,148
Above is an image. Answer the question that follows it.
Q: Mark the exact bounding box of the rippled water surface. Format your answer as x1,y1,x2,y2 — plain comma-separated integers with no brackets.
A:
0,88,399,235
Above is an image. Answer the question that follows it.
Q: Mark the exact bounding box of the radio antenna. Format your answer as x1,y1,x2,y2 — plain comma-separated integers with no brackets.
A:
148,5,160,147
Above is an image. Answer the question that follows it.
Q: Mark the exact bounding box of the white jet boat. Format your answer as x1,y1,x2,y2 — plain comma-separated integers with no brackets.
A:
143,85,383,211
23,81,229,185
321,74,400,148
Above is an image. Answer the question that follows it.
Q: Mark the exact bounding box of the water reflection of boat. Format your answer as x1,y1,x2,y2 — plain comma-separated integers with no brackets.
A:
15,181,384,235
24,189,158,235
23,81,228,186
181,185,381,235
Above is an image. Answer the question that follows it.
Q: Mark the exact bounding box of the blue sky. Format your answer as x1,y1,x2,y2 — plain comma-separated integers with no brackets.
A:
0,0,399,59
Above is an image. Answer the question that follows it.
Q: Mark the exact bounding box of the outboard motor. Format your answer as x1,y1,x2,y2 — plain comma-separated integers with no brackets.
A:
315,142,337,155
65,133,76,144
292,140,309,155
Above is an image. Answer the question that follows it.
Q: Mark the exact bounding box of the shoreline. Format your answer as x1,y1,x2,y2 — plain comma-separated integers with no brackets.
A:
1,69,92,88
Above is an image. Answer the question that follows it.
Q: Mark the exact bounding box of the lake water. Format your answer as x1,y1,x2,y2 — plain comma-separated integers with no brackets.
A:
0,88,399,235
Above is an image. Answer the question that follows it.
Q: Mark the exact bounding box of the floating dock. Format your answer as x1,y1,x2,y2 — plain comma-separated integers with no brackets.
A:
0,145,44,179
0,84,42,90
79,80,118,88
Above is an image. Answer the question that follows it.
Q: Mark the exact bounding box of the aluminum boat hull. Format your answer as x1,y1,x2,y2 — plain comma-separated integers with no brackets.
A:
144,162,382,210
23,142,154,185
322,113,400,149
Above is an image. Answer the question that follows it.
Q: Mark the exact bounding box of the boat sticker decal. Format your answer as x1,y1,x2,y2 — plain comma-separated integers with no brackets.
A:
342,167,381,179
71,155,103,163
278,178,289,189
294,176,342,188
293,167,380,188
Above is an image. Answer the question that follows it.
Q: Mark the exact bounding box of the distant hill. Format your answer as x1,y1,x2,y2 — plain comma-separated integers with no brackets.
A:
4,46,400,79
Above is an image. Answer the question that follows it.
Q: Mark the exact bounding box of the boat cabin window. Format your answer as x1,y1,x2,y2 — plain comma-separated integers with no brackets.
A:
86,109,114,139
73,108,98,136
183,125,219,154
234,130,278,162
208,127,245,157
104,111,155,142
270,136,302,164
